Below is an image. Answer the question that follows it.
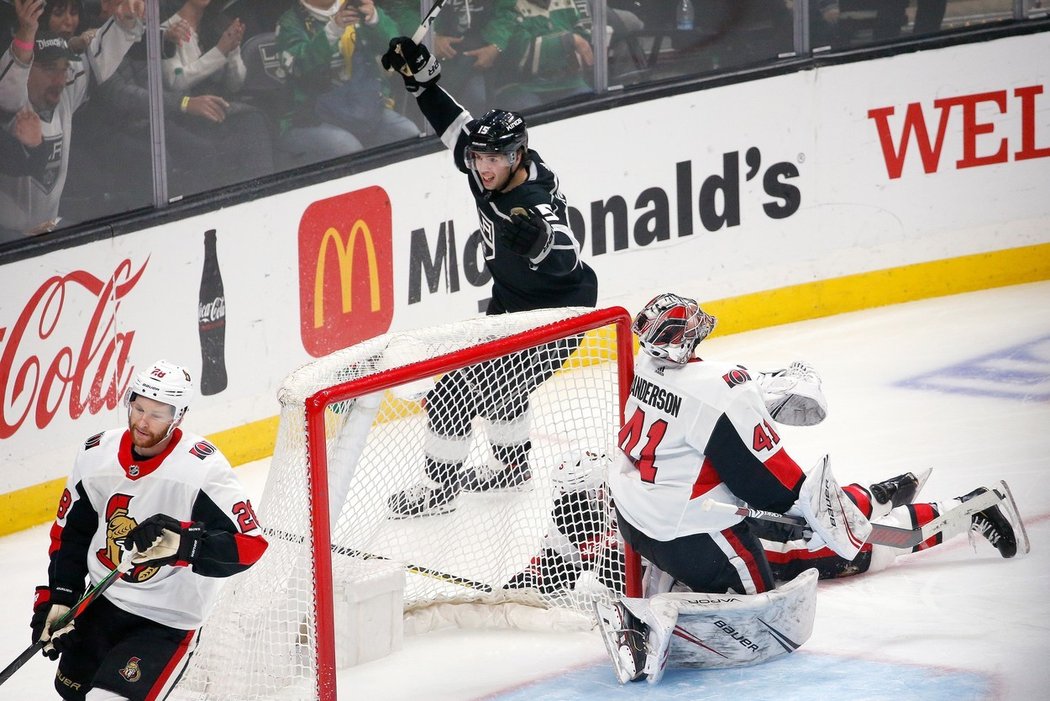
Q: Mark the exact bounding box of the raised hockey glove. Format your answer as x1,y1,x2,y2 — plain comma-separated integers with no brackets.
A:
32,587,76,660
125,513,204,568
381,37,441,94
499,207,554,260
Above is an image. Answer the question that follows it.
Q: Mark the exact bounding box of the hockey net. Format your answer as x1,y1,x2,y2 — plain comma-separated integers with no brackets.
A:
174,306,636,700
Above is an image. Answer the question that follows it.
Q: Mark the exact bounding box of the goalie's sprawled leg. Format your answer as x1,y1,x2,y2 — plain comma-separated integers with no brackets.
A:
759,477,1028,580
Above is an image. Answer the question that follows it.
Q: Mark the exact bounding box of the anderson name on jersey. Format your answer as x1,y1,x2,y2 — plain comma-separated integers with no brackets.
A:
610,354,806,542
48,427,267,629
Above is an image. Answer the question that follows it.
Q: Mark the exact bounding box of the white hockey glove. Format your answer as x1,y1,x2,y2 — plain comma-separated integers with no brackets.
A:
125,514,203,568
757,361,828,426
41,605,75,658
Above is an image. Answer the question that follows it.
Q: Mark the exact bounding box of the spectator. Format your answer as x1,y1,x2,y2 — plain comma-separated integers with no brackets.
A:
62,0,275,219
495,0,594,111
275,0,419,167
819,1,946,44
0,0,144,241
41,0,94,53
161,0,247,96
384,0,518,116
1,105,49,177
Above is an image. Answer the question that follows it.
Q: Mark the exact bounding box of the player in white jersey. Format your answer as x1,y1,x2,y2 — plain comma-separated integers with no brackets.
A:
598,293,1027,682
0,0,143,240
30,359,268,700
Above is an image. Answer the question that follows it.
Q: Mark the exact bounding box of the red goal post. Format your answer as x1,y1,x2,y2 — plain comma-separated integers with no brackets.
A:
175,306,641,701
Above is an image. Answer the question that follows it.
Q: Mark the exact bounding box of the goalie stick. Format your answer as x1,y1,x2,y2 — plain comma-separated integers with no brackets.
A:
702,480,1020,550
0,555,134,687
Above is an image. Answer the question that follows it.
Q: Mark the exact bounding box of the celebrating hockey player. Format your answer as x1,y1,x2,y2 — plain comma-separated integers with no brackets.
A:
30,360,268,700
589,293,1028,683
380,34,598,518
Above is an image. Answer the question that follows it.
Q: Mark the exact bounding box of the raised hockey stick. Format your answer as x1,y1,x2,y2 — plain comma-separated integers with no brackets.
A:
0,555,134,687
703,482,1011,550
412,0,450,44
265,527,493,593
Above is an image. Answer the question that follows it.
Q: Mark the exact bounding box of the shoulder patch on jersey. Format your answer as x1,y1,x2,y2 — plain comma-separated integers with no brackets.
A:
189,441,217,460
721,366,752,388
85,432,104,450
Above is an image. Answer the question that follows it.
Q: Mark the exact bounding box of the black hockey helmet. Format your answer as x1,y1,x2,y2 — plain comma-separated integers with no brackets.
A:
466,109,528,157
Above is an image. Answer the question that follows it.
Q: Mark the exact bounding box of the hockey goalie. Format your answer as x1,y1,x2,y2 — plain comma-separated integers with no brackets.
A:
582,293,1029,683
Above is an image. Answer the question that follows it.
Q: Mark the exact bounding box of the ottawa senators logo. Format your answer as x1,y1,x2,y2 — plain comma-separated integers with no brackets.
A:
118,656,142,683
97,495,162,583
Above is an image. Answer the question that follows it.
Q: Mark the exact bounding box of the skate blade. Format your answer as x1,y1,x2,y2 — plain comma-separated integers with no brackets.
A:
996,480,1031,556
463,480,535,495
911,467,933,501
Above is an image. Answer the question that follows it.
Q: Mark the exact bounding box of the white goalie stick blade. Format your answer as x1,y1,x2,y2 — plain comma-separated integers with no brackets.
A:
593,600,647,684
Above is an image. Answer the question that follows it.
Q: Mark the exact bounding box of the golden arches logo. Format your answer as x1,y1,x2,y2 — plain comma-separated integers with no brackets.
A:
313,220,382,329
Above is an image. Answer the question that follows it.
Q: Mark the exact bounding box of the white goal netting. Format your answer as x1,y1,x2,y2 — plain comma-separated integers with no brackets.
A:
173,307,633,700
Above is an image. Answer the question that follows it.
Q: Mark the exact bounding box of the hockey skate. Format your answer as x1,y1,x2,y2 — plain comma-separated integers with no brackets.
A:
594,599,648,683
958,484,1030,558
459,461,532,493
870,467,932,508
387,478,460,518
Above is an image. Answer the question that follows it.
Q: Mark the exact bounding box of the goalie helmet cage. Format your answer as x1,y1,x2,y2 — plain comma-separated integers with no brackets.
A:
173,306,642,701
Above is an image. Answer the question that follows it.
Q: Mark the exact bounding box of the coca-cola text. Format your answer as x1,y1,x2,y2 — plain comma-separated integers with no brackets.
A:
0,258,148,438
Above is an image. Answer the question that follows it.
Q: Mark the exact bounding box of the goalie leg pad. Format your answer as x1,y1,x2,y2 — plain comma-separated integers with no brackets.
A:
624,568,818,682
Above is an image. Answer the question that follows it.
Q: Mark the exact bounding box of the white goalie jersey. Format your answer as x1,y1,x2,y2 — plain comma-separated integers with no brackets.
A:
609,354,807,542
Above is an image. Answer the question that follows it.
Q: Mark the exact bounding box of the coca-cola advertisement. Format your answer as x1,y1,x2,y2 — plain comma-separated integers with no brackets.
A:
0,258,147,441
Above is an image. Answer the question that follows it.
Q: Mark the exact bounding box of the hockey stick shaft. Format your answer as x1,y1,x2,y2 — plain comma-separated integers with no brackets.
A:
411,0,449,44
0,555,134,687
703,487,1001,550
265,527,493,593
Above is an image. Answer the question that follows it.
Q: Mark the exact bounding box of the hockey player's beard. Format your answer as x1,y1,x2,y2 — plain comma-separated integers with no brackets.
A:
128,419,170,454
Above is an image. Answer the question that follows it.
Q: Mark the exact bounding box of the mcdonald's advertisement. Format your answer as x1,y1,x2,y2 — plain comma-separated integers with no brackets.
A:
299,187,395,357
1,31,1048,527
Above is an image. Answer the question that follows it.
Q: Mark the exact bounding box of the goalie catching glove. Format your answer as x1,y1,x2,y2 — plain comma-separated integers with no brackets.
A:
124,513,204,568
499,207,554,260
381,37,441,94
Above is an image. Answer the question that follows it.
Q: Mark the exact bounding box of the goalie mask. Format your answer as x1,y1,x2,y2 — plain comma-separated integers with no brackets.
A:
124,360,194,436
465,109,528,173
633,293,716,365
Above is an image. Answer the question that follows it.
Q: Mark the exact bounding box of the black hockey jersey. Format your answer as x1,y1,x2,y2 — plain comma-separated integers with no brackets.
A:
416,85,597,314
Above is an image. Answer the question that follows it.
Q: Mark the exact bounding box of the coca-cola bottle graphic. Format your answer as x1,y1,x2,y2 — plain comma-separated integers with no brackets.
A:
199,229,228,395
